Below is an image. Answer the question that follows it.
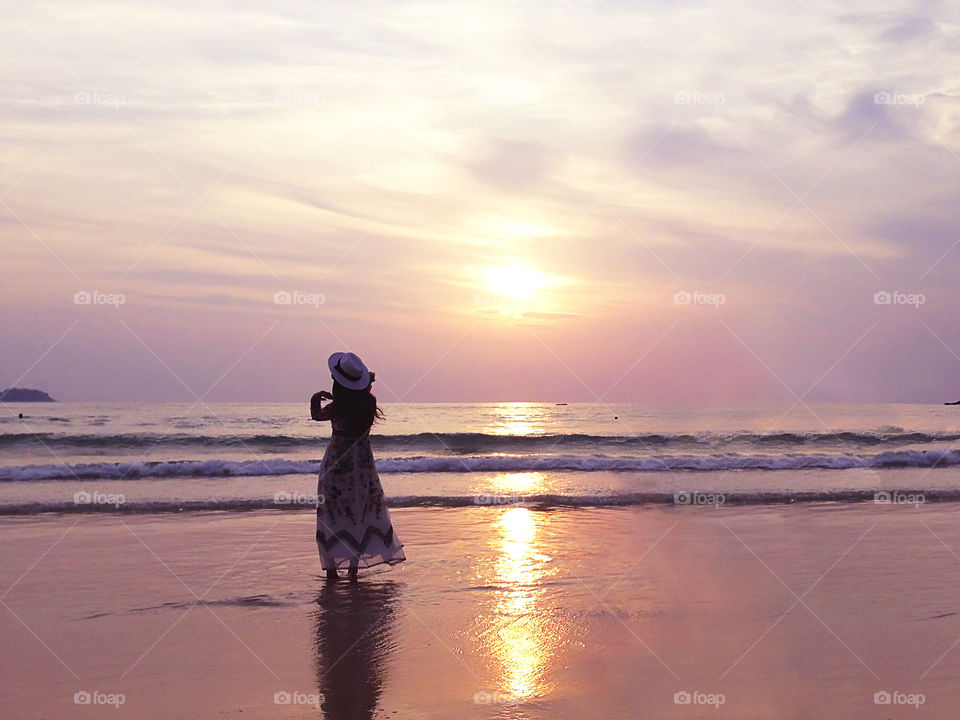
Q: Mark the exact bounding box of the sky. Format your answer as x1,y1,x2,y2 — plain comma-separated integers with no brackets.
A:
1,0,959,404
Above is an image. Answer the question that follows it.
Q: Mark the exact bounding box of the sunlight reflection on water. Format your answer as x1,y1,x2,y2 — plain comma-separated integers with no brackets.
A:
488,507,557,701
486,402,549,436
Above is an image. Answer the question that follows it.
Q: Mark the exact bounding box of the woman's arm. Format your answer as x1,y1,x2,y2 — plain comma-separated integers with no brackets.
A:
310,391,334,421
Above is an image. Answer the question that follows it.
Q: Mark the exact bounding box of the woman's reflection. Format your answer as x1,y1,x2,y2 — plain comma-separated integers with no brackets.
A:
314,580,399,720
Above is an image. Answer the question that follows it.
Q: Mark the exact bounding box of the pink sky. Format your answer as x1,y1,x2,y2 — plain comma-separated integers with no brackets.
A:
1,1,958,403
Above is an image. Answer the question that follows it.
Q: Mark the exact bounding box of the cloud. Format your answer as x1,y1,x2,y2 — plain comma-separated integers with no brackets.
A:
465,138,554,191
833,90,908,141
878,15,939,43
521,311,579,320
627,124,745,169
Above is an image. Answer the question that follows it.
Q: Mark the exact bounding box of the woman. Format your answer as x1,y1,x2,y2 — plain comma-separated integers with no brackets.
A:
311,351,405,579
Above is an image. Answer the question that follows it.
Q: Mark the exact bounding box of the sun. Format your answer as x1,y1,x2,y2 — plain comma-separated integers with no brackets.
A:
483,265,550,301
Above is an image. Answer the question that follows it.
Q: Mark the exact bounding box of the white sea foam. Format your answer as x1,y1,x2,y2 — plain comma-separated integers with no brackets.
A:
2,450,959,482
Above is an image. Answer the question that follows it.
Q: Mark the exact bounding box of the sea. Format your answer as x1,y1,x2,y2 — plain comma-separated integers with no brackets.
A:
1,402,958,513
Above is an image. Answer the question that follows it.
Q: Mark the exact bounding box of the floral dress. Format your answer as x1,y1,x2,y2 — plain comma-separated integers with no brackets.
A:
316,416,405,571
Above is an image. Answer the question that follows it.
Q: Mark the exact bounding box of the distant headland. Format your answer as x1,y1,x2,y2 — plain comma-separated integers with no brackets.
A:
0,388,56,402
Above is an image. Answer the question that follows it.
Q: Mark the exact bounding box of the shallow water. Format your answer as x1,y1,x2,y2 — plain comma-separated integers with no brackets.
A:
3,505,960,718
1,402,958,513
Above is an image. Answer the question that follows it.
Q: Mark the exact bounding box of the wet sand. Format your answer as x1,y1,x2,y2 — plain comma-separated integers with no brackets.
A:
3,504,960,718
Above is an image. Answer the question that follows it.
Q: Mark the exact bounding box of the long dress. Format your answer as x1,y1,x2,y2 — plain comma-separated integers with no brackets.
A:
316,416,405,571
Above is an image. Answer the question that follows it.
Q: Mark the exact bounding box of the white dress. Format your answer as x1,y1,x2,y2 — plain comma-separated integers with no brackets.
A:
316,417,405,571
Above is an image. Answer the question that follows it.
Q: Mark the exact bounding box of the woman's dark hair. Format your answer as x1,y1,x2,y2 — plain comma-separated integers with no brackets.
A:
330,381,384,433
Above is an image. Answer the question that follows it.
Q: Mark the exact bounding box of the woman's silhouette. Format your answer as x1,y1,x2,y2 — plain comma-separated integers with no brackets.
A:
311,351,405,579
313,579,400,719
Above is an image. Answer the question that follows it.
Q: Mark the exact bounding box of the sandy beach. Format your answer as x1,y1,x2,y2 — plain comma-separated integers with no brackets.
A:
3,503,959,718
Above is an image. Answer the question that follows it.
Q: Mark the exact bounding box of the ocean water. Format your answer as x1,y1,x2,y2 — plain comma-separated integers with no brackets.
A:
1,402,958,512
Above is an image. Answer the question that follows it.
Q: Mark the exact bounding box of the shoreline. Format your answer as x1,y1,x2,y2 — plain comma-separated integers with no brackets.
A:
0,487,949,515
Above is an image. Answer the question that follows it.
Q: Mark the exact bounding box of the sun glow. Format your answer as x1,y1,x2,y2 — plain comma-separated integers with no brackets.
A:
483,265,550,301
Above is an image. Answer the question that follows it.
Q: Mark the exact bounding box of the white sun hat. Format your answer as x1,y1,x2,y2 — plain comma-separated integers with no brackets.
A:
328,351,371,390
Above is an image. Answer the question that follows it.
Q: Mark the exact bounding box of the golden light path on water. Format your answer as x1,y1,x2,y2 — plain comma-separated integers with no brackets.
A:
478,402,559,701
487,402,549,437
487,505,557,702
490,471,545,495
